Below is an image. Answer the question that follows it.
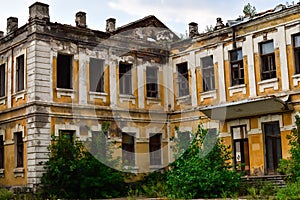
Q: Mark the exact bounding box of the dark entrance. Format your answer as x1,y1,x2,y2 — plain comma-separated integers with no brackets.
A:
263,121,282,174
231,125,250,175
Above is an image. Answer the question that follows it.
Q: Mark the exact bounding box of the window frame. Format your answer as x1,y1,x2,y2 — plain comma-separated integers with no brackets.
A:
176,62,189,97
149,133,162,166
0,135,4,169
260,40,276,80
122,132,135,166
293,34,300,74
14,132,23,168
89,58,105,93
16,55,25,92
146,67,159,98
119,62,132,95
201,55,215,92
56,53,73,89
0,64,5,97
230,49,244,86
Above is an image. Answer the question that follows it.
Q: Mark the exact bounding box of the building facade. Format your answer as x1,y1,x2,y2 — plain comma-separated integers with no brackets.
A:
0,1,299,189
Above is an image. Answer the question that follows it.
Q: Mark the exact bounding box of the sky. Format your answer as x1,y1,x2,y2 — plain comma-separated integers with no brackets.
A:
0,0,294,37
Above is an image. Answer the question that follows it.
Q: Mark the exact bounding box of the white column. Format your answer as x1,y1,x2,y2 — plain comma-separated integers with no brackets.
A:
78,50,87,104
244,35,257,97
189,52,197,107
164,58,174,110
214,44,226,102
7,55,12,108
277,26,290,91
137,65,145,108
109,55,117,107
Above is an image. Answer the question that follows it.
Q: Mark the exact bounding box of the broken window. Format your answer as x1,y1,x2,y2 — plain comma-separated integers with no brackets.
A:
57,54,73,89
119,63,132,95
146,67,158,98
293,34,300,74
89,58,105,93
260,41,276,80
177,62,189,97
14,132,23,168
0,64,5,97
0,135,4,169
16,55,24,92
91,131,107,159
59,130,75,143
202,56,215,92
122,132,135,166
149,133,162,165
230,49,244,86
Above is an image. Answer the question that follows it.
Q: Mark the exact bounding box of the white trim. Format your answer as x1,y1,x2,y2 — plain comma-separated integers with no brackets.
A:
176,95,191,105
244,34,257,97
109,59,117,107
292,74,300,86
146,128,165,139
258,78,279,92
228,84,247,97
138,64,145,109
79,51,88,104
258,114,283,130
7,56,11,108
54,123,80,138
203,120,219,130
88,124,103,138
223,42,243,61
119,94,136,104
121,127,140,138
12,124,25,140
215,44,226,102
0,97,5,105
146,97,161,106
56,88,76,99
200,90,217,102
89,91,108,102
276,26,290,91
189,51,198,106
0,129,5,145
227,119,250,133
285,24,300,46
13,91,26,101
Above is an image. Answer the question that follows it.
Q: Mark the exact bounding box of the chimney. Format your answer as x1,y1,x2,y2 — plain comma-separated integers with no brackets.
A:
7,17,18,34
106,18,116,32
75,12,87,28
29,2,50,22
215,18,225,30
189,22,198,38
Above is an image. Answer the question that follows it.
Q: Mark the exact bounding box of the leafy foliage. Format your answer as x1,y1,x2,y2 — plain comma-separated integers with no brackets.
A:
277,179,300,200
41,123,126,199
243,3,256,17
166,124,241,199
279,114,300,182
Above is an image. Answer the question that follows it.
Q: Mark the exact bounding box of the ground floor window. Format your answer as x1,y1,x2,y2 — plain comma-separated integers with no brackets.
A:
149,133,162,166
14,132,23,168
122,133,135,166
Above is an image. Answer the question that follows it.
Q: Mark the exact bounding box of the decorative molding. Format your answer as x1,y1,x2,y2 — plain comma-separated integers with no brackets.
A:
200,90,217,102
0,97,6,105
54,123,80,138
89,92,108,102
176,95,191,105
119,94,136,104
258,78,279,92
13,91,26,101
56,88,76,99
292,74,300,87
228,84,247,97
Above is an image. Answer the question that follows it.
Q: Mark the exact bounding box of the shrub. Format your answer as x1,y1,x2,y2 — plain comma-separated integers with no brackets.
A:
0,188,13,200
277,179,300,200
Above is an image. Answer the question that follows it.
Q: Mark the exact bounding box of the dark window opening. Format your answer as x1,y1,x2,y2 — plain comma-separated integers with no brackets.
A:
0,64,5,97
0,135,4,169
16,55,24,92
89,58,105,92
230,49,244,86
177,62,189,97
146,67,158,98
57,54,73,89
149,133,162,165
60,130,75,143
293,35,300,74
232,125,250,175
122,132,135,166
202,56,215,92
260,41,276,80
119,63,132,95
15,132,23,168
91,131,107,159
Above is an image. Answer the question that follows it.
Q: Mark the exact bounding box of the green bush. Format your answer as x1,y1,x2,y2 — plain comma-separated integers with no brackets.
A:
277,180,300,200
166,125,241,199
41,124,127,199
0,188,13,200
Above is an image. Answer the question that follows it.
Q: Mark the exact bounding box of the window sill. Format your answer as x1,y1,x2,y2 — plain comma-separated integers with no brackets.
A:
13,168,24,178
0,169,4,178
176,95,191,105
258,78,278,92
292,74,300,86
228,84,246,97
89,91,108,102
56,88,75,99
119,94,136,104
122,165,139,173
13,91,26,102
150,165,163,171
0,96,6,105
200,90,217,102
146,97,161,105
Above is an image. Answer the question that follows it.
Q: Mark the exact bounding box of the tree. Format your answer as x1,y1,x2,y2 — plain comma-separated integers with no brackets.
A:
41,124,126,199
166,124,241,199
243,3,256,18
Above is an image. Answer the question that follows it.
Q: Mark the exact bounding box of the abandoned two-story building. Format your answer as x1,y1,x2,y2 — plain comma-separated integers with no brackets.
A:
0,1,299,190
